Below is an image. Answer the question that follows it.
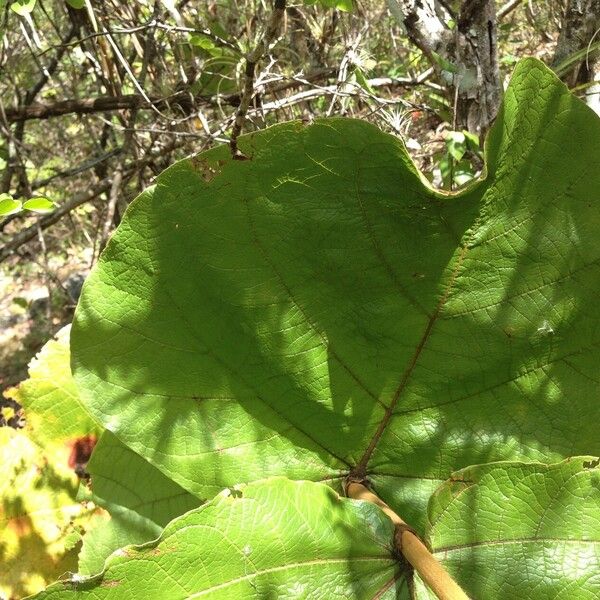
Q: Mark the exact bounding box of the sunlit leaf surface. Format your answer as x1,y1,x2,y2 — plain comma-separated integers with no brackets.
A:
417,458,600,599
73,59,599,524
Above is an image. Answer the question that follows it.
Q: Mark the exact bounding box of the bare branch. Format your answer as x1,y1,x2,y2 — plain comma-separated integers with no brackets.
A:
230,0,287,158
39,21,238,56
0,141,184,263
497,0,524,20
3,92,233,122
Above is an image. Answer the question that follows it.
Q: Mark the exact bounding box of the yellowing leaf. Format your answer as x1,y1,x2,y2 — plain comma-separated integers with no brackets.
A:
6,325,100,449
0,326,102,596
0,428,100,599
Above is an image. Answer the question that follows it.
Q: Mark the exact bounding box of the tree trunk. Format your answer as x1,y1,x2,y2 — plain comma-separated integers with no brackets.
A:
455,1,501,136
552,0,600,115
388,0,502,137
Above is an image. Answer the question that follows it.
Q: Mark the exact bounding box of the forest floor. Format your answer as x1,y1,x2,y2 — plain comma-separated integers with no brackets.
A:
0,249,90,393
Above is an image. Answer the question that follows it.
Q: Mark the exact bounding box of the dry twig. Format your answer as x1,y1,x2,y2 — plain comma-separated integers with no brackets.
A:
230,0,287,158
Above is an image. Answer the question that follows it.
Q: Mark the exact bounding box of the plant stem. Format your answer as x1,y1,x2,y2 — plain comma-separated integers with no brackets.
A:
230,0,287,159
346,481,469,600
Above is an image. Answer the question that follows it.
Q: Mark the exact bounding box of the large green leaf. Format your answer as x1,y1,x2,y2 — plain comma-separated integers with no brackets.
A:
78,431,202,575
31,478,406,599
418,457,600,599
72,56,600,527
30,461,600,599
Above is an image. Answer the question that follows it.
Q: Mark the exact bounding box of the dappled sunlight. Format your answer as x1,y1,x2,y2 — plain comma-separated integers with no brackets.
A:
71,63,600,528
51,57,600,599
0,428,96,598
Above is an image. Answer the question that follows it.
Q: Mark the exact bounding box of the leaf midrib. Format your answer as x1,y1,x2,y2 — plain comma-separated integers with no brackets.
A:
352,245,469,476
243,184,471,477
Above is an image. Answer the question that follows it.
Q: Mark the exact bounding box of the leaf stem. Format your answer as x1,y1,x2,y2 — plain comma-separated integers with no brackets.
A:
346,481,469,600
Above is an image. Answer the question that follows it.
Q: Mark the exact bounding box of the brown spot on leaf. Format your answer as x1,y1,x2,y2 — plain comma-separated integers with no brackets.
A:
190,157,226,182
66,434,97,475
121,545,163,558
8,515,33,536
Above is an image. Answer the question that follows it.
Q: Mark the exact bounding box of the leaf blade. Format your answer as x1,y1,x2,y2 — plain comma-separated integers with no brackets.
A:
78,431,202,575
72,58,600,525
32,479,405,599
421,458,600,599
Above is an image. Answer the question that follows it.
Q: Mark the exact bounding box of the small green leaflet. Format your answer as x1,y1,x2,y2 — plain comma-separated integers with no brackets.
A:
0,194,21,215
0,195,56,215
10,0,36,15
23,197,56,213
304,0,354,12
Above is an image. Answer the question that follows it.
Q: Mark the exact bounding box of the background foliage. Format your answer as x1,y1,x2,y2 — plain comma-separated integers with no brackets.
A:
0,1,593,386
